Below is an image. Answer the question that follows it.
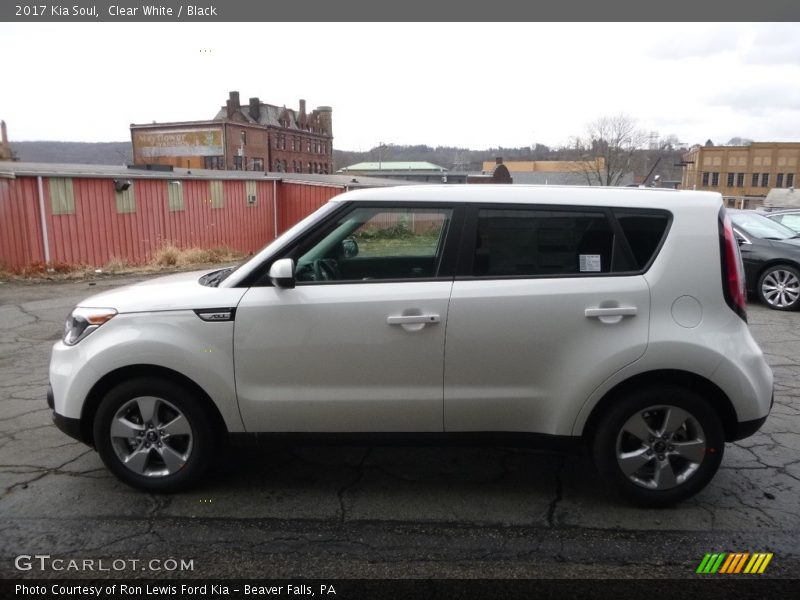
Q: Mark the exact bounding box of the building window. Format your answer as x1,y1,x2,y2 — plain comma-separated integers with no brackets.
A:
777,173,784,187
204,156,224,170
233,156,243,170
116,185,136,214
307,141,311,152
736,172,744,187
788,173,795,187
274,136,280,149
48,178,75,215
307,162,312,173
251,157,264,171
210,180,224,208
711,172,719,186
752,173,759,187
167,181,184,211
702,172,709,186
727,173,735,187
761,173,769,187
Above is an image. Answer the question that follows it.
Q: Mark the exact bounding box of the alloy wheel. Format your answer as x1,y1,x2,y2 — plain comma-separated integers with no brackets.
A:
615,405,706,490
761,268,800,308
110,396,193,477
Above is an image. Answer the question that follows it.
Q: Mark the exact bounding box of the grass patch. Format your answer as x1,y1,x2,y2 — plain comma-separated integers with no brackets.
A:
152,244,241,267
1,244,246,282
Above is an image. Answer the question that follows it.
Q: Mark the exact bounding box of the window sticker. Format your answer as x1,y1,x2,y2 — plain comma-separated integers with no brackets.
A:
579,254,602,272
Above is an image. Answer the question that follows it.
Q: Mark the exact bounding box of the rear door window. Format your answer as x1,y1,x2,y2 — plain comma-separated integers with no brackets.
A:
467,206,670,278
471,208,633,277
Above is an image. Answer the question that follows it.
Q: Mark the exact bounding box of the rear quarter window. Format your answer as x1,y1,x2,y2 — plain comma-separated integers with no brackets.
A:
613,210,671,271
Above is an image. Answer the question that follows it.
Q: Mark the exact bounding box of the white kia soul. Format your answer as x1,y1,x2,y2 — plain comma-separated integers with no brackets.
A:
49,185,773,505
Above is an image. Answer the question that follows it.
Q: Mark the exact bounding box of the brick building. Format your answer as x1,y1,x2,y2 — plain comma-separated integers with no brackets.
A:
131,92,333,174
681,142,800,204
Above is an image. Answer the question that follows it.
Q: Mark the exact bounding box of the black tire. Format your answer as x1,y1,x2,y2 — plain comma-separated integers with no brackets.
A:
93,377,216,492
592,386,725,507
757,264,800,311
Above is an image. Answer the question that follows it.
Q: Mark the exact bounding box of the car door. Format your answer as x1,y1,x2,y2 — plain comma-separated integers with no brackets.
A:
234,202,462,432
444,205,654,436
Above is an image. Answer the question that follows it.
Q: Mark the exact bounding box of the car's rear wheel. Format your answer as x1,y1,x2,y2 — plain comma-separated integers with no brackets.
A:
93,377,215,492
592,386,724,506
758,264,800,310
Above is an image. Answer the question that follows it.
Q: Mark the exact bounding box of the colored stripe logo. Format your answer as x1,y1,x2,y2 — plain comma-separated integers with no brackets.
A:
696,552,773,574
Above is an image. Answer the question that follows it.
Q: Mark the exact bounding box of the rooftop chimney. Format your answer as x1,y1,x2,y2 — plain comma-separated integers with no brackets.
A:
226,91,241,118
1,120,7,146
249,97,260,121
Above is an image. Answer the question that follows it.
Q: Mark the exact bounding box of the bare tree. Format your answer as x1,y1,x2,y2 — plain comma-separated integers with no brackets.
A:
569,115,648,186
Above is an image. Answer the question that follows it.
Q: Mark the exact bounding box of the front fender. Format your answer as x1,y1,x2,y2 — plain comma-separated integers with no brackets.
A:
50,310,244,432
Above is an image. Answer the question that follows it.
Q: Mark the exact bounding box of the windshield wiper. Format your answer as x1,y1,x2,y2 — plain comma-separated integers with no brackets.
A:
202,267,234,287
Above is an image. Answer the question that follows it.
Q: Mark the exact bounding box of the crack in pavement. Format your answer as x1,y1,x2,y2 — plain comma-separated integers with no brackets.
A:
546,455,565,527
337,448,372,525
1,449,94,497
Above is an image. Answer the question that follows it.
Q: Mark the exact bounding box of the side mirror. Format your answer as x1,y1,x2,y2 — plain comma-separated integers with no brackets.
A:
269,258,296,289
341,237,359,258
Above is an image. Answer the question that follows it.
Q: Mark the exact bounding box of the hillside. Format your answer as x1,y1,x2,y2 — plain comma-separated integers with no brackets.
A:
11,141,133,165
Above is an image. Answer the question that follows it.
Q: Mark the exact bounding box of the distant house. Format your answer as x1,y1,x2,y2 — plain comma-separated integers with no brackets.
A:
131,91,333,174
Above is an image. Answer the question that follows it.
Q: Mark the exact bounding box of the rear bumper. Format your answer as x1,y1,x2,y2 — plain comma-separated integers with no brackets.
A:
731,415,768,441
730,392,773,442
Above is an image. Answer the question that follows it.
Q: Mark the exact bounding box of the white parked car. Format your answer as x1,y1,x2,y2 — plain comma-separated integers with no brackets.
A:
49,185,773,505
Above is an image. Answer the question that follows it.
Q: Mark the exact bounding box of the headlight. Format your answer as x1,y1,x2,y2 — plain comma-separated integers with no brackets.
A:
63,307,117,346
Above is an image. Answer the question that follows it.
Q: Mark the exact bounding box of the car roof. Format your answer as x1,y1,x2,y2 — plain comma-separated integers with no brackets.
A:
331,184,721,210
764,208,800,215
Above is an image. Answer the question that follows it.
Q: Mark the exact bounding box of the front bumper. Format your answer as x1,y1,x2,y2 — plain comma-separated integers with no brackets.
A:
48,384,85,444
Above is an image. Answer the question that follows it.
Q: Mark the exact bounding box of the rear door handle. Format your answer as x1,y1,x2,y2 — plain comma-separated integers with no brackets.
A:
387,314,441,325
585,306,637,324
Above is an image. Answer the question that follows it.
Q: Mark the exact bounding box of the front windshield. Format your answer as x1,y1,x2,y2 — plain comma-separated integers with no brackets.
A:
730,212,798,240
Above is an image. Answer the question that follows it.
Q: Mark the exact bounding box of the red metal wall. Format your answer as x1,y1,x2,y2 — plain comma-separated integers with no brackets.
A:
277,182,343,235
0,176,281,271
0,177,46,269
0,175,366,272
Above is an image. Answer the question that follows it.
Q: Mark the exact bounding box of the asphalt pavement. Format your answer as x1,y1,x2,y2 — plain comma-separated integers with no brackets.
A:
0,274,798,579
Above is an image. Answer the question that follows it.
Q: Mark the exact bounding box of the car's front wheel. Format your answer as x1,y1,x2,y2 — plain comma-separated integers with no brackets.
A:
592,386,725,506
758,264,800,310
93,377,215,492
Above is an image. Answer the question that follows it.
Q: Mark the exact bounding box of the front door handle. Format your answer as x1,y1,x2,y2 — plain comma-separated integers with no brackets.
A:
387,314,441,325
585,306,637,324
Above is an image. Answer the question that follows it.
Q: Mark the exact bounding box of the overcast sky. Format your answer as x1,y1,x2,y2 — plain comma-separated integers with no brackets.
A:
1,22,799,151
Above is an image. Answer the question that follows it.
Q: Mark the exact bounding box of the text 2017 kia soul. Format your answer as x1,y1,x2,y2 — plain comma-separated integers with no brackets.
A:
49,185,773,505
